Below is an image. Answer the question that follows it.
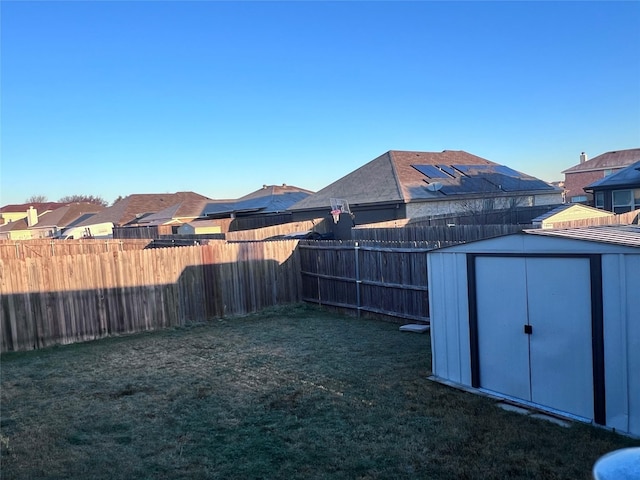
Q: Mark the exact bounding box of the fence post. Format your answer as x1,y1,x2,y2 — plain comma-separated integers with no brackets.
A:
50,241,55,257
354,241,361,317
316,247,321,306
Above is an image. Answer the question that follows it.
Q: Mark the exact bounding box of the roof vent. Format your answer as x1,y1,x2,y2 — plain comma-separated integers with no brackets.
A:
580,152,588,163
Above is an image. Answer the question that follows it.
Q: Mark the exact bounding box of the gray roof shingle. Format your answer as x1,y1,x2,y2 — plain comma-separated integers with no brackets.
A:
290,150,557,211
75,192,213,227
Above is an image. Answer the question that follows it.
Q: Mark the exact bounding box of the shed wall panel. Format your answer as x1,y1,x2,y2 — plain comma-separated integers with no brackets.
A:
602,254,629,432
428,252,470,384
624,255,640,435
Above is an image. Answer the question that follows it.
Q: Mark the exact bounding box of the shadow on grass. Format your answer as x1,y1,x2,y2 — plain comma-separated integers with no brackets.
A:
1,304,638,480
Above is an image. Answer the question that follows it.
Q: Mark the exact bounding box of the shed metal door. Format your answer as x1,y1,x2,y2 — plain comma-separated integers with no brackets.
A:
475,256,594,419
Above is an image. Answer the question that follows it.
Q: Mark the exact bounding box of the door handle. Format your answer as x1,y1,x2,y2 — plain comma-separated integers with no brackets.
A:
524,324,533,335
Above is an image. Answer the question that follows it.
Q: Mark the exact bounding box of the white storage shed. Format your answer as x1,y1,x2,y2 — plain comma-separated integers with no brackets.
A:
427,225,640,436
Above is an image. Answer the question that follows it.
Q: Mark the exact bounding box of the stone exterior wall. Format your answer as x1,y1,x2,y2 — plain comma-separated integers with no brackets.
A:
406,192,562,219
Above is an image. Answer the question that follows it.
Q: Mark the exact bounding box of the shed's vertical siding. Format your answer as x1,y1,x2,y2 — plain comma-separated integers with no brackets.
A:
602,254,640,435
428,252,470,385
625,256,640,435
602,254,630,433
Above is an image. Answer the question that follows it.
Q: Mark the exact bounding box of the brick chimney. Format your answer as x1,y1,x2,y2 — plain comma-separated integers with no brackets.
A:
27,206,38,227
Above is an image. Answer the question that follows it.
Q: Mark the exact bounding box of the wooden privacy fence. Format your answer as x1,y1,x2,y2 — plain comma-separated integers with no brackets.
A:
0,239,151,260
1,240,301,352
299,240,441,322
226,218,328,241
352,225,526,242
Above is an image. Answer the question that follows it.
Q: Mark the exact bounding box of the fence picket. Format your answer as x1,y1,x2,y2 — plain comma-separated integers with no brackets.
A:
1,240,302,352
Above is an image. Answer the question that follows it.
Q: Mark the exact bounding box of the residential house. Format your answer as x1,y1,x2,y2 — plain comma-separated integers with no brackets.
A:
0,218,32,240
288,150,562,225
531,204,614,229
203,184,313,231
31,203,105,238
0,202,66,226
562,148,640,204
427,225,640,437
0,202,91,240
584,160,640,214
75,192,213,239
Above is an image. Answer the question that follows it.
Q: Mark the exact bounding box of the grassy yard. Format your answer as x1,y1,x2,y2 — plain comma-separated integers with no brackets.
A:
1,304,637,479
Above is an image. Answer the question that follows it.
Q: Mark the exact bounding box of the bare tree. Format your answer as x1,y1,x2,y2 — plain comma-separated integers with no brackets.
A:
457,195,529,225
58,195,108,207
111,195,125,206
25,194,48,203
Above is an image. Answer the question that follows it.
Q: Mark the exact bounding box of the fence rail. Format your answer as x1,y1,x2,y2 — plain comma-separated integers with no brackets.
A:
1,241,301,352
226,218,328,241
352,224,526,242
299,241,437,322
0,239,152,260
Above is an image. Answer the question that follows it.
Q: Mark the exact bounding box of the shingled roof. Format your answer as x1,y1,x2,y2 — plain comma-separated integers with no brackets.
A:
33,203,105,229
289,150,556,211
586,161,640,190
0,202,66,213
562,148,640,174
203,185,313,217
75,192,213,227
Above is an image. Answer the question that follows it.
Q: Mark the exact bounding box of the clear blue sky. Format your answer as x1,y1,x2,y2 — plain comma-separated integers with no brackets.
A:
2,1,639,205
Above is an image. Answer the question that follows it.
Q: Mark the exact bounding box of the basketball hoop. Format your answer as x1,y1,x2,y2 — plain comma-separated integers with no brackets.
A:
331,209,341,224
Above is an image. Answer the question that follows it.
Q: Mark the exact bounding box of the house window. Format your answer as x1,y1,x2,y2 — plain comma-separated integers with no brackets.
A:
635,189,640,209
595,192,604,209
570,195,587,203
612,190,633,214
603,169,613,177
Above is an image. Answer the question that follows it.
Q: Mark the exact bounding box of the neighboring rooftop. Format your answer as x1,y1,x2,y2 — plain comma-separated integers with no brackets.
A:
585,161,640,190
75,192,213,227
562,148,640,174
290,150,558,211
204,184,313,217
32,203,105,229
0,202,66,214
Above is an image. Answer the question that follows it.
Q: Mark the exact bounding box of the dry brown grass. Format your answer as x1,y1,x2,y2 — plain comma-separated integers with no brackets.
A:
1,304,638,479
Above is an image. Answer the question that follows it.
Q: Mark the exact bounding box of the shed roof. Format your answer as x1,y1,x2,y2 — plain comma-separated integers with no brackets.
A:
525,225,640,248
289,150,557,211
530,204,614,224
562,148,640,174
